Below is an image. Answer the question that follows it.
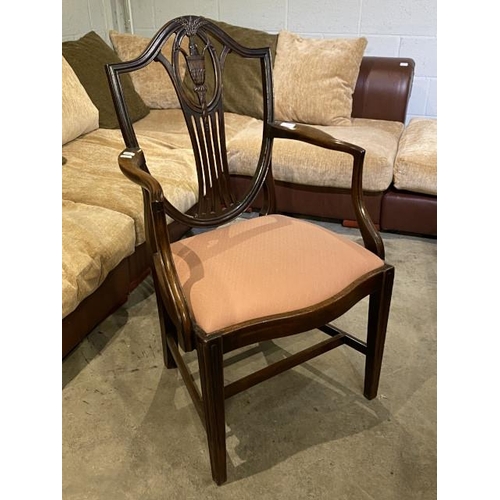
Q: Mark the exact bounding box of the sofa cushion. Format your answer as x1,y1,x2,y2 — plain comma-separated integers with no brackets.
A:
228,119,404,192
62,31,150,129
132,109,259,149
273,31,367,126
209,20,278,119
62,117,199,244
394,118,437,195
109,30,188,110
181,20,278,120
62,56,99,145
62,200,136,318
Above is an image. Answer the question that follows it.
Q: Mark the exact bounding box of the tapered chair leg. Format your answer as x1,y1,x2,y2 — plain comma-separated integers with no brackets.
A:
197,335,227,485
364,267,395,400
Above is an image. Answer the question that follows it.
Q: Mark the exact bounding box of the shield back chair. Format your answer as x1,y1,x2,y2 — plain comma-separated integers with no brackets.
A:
106,15,394,485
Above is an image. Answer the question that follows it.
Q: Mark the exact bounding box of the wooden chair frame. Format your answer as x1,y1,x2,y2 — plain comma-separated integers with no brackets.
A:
106,16,394,485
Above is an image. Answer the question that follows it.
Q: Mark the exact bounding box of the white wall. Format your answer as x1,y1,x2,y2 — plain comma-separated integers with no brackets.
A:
62,0,437,120
62,0,125,43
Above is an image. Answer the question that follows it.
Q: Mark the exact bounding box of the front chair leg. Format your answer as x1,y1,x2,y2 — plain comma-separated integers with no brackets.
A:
364,267,395,400
197,335,227,485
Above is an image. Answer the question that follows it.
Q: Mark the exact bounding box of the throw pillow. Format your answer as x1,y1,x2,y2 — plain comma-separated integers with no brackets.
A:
209,20,278,119
62,56,99,145
62,31,150,129
273,31,367,125
109,30,187,110
182,20,278,119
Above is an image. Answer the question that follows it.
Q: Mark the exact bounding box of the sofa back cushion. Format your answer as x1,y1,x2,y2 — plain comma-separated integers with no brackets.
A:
62,31,150,129
209,20,278,119
273,31,367,126
109,31,188,110
62,56,99,145
180,20,278,120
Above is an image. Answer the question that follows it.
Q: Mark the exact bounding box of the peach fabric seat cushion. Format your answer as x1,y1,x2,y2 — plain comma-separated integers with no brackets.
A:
172,215,384,334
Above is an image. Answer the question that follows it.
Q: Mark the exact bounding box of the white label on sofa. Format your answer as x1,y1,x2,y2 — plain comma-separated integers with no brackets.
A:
400,62,409,66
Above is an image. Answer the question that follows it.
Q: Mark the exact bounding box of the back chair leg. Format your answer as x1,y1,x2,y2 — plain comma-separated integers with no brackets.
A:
197,335,227,485
364,267,395,400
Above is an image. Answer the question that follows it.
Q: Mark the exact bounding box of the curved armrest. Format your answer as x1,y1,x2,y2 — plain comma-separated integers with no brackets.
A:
269,121,365,157
268,121,385,259
118,147,164,203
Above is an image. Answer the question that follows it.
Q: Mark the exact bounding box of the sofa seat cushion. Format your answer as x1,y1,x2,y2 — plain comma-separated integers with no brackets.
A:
172,214,384,334
62,200,136,318
394,118,437,195
133,109,259,149
62,124,199,244
227,118,404,192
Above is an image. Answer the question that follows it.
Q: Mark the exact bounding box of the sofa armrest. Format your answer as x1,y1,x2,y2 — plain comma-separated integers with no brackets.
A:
352,56,415,123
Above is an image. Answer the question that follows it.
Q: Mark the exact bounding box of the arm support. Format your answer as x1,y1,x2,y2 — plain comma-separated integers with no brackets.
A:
118,147,194,349
268,121,385,259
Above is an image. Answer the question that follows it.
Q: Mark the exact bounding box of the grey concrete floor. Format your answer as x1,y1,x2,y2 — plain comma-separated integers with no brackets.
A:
62,219,437,499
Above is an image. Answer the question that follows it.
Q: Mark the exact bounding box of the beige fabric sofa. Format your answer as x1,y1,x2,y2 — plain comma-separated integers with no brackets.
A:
62,23,436,357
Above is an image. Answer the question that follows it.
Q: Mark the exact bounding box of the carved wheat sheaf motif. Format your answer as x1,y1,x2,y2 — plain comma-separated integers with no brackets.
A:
179,15,207,36
177,16,213,107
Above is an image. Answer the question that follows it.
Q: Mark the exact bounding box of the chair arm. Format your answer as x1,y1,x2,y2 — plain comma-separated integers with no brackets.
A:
269,121,365,157
118,147,194,347
268,121,385,259
118,147,164,203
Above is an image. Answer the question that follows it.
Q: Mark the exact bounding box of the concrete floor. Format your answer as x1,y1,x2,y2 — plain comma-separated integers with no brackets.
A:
62,220,437,499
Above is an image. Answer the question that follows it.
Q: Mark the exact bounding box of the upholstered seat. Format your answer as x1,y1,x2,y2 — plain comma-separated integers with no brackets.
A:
173,214,384,333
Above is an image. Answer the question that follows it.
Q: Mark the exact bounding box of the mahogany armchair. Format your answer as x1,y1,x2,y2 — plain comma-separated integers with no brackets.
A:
106,16,394,485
